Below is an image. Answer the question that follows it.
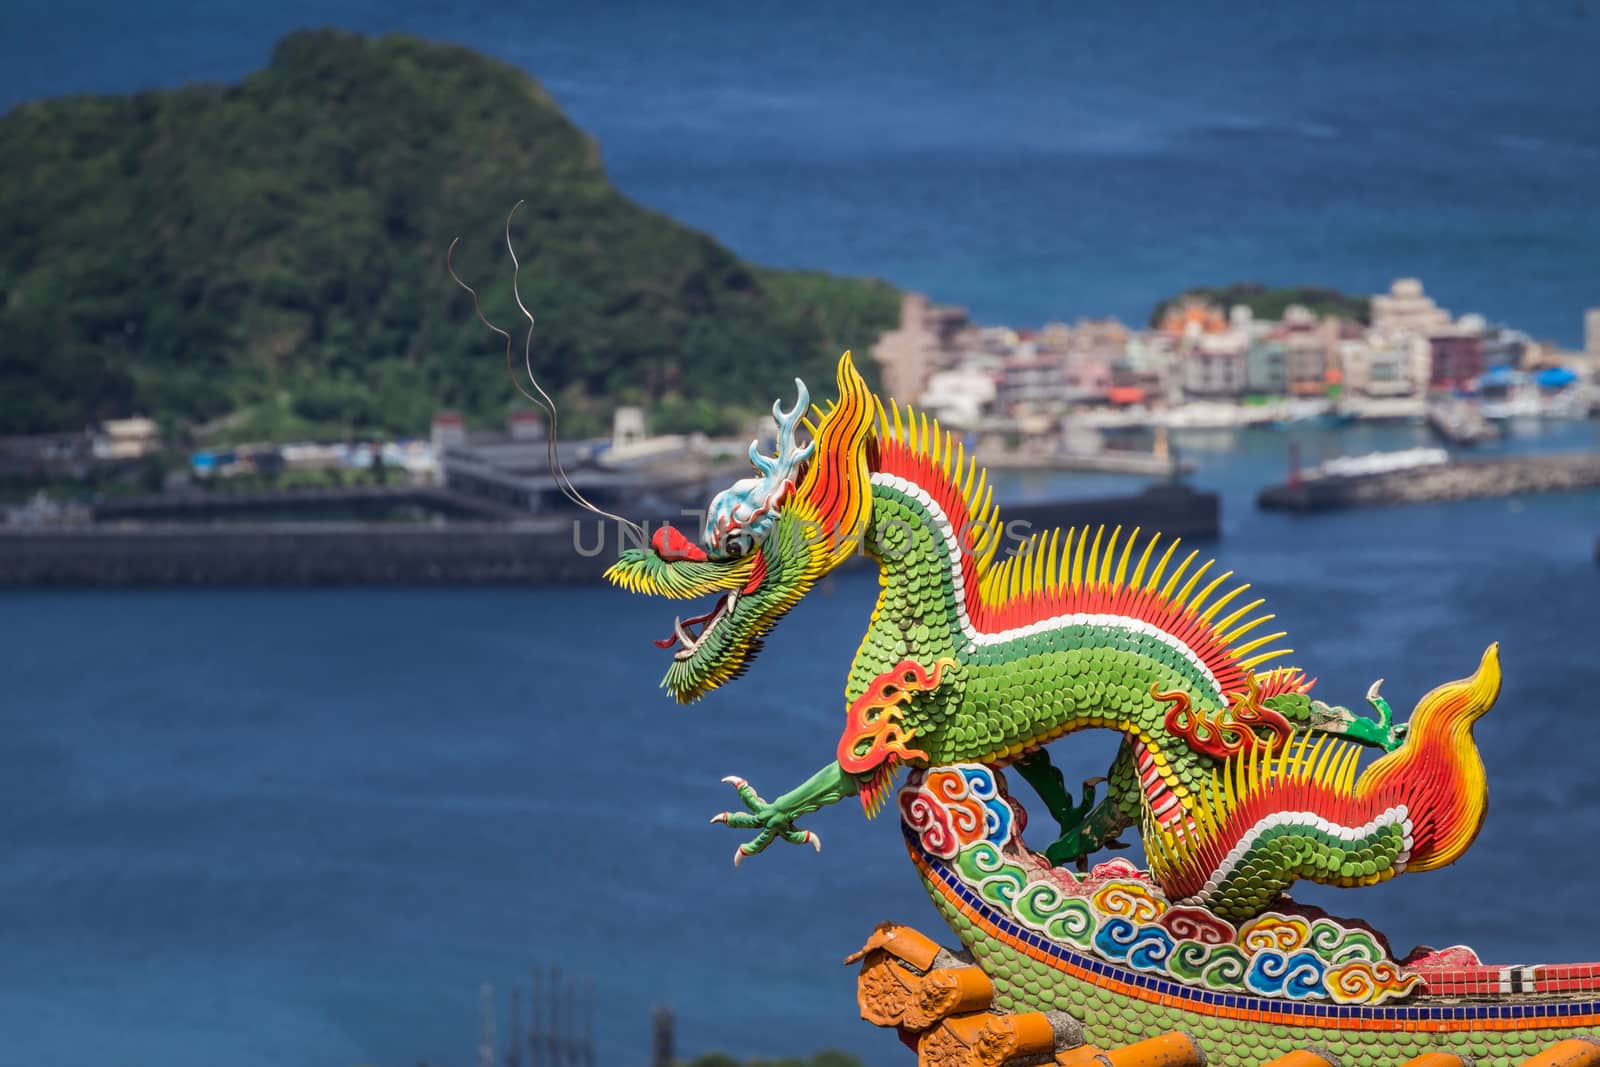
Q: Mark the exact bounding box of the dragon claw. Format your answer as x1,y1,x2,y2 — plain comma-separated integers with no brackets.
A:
709,766,848,865
720,774,768,812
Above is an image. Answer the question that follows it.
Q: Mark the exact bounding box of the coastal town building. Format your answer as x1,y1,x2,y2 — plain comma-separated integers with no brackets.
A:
1063,353,1114,404
1478,322,1530,370
1372,277,1451,335
1170,305,1251,399
1063,318,1128,405
919,366,996,427
0,431,97,481
1159,301,1229,341
853,278,1584,441
509,408,547,442
1282,306,1338,397
1182,329,1249,398
92,417,161,461
431,411,468,454
996,350,1067,412
1126,334,1183,405
871,292,971,404
1428,328,1487,391
1340,331,1430,397
1246,337,1288,396
1033,322,1074,356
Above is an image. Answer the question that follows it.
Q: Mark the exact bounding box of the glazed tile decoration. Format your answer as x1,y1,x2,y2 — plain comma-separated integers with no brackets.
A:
608,354,1600,1066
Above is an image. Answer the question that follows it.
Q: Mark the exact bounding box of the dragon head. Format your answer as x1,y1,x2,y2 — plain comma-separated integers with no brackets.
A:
606,352,877,702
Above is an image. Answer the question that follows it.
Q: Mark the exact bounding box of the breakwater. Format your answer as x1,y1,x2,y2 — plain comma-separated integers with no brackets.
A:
1258,453,1600,512
90,485,528,522
0,486,1217,587
0,521,597,586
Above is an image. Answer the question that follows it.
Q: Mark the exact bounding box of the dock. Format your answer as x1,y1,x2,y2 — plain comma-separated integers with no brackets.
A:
1258,453,1600,512
1426,398,1500,446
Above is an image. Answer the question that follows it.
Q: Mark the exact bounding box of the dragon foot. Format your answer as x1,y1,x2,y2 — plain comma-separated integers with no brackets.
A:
1012,750,1131,869
707,762,860,866
1041,785,1131,869
712,774,825,866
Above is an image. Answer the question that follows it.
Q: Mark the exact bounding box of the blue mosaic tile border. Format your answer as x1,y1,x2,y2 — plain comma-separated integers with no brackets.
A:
906,827,1600,1025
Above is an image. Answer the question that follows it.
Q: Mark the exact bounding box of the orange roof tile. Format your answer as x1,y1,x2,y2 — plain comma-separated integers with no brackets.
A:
849,922,1600,1067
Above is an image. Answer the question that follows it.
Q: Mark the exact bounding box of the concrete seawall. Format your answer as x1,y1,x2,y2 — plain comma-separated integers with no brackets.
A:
0,486,1219,587
0,522,608,586
1258,454,1600,512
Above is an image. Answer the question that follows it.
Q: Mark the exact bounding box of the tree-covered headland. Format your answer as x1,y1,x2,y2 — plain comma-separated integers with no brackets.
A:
0,30,901,439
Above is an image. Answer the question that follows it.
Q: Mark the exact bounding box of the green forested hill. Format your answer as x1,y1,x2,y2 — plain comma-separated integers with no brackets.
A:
0,29,900,437
1148,283,1369,329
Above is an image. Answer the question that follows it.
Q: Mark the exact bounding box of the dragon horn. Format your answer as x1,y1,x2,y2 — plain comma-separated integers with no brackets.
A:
748,378,814,478
748,438,776,476
774,378,815,464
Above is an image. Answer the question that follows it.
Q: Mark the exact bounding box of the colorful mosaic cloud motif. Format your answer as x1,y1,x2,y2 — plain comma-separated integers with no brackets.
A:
899,764,1423,1007
611,352,1501,915
898,763,1015,859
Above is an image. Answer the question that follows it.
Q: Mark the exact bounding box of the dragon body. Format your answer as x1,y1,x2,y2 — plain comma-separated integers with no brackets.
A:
609,353,1497,924
606,353,1600,1062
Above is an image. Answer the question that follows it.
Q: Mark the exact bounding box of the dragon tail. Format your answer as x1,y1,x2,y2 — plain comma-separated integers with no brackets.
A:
1145,645,1500,921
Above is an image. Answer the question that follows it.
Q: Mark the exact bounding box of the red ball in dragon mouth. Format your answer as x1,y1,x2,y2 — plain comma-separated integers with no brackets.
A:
651,525,708,562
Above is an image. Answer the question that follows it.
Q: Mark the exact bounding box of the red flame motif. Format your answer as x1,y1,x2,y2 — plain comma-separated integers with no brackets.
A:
838,658,954,815
1156,672,1293,760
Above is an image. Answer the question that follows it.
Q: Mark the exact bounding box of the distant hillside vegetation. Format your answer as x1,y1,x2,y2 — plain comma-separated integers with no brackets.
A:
1149,283,1370,328
0,30,900,437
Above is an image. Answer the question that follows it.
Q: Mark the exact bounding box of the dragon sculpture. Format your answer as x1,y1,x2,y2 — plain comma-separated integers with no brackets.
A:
605,354,1600,1065
608,353,1496,924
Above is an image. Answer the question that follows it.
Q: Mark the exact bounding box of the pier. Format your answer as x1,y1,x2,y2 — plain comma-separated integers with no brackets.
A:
1426,398,1500,446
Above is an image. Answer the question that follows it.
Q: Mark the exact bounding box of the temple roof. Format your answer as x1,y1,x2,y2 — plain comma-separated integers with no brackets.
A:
848,922,1600,1067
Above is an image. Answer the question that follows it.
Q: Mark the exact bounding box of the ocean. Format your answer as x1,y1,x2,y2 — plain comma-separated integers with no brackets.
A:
2,1,1598,344
3,4,1600,1066
3,422,1599,1067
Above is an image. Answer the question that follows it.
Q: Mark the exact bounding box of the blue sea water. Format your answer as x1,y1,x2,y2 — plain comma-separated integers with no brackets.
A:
3,421,1600,1067
2,1,1598,343
4,4,1600,1066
